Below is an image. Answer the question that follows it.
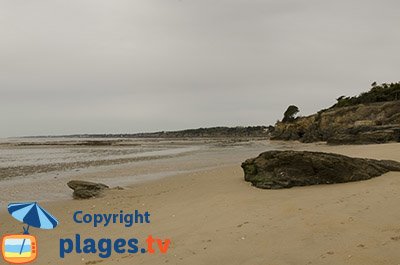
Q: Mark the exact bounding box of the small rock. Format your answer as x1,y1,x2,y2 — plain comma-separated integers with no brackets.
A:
67,180,109,199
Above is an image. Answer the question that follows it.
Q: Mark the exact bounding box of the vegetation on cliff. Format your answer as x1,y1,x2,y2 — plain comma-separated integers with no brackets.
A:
282,105,299,122
333,82,400,108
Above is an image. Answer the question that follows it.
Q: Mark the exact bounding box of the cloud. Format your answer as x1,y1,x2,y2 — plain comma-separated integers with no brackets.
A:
1,0,400,137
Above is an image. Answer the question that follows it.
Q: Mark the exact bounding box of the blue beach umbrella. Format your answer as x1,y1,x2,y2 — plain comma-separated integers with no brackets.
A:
8,202,59,254
8,202,59,232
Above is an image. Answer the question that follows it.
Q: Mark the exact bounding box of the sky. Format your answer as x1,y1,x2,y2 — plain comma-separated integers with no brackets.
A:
1,0,400,137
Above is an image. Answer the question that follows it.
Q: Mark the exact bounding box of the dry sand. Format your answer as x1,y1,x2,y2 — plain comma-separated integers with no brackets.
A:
1,142,400,265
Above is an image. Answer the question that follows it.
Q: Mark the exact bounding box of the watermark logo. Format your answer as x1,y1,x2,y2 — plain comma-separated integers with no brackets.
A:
1,204,171,262
1,202,59,264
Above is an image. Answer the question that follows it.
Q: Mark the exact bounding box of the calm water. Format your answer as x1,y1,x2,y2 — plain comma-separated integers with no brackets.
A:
0,137,203,168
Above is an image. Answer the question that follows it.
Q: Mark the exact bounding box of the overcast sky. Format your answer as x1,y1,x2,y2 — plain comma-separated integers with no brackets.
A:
1,0,399,137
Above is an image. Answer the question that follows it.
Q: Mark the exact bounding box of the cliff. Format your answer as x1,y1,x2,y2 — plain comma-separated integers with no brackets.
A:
271,83,400,144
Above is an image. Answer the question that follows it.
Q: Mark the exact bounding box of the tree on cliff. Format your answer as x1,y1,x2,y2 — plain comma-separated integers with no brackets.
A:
282,105,299,122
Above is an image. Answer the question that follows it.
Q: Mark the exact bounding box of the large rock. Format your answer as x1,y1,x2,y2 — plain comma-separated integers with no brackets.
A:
242,151,400,189
67,180,109,199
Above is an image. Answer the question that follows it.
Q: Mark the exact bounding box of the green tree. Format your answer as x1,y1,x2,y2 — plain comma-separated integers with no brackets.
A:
282,105,299,122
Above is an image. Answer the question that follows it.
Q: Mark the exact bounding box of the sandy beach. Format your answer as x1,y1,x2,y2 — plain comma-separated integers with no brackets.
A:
0,140,399,265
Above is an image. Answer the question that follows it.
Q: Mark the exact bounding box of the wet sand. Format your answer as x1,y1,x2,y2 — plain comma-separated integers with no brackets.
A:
0,141,399,264
0,138,275,205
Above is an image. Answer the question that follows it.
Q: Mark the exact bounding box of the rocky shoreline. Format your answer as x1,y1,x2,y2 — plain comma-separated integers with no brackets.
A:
271,101,400,144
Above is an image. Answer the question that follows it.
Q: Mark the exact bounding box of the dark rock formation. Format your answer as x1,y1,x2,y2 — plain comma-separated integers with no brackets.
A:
327,125,400,144
67,180,109,199
242,151,400,189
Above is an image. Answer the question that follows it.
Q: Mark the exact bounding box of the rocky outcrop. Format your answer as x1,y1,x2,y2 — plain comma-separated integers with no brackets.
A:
271,101,400,144
67,180,109,199
327,125,400,144
241,151,400,189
